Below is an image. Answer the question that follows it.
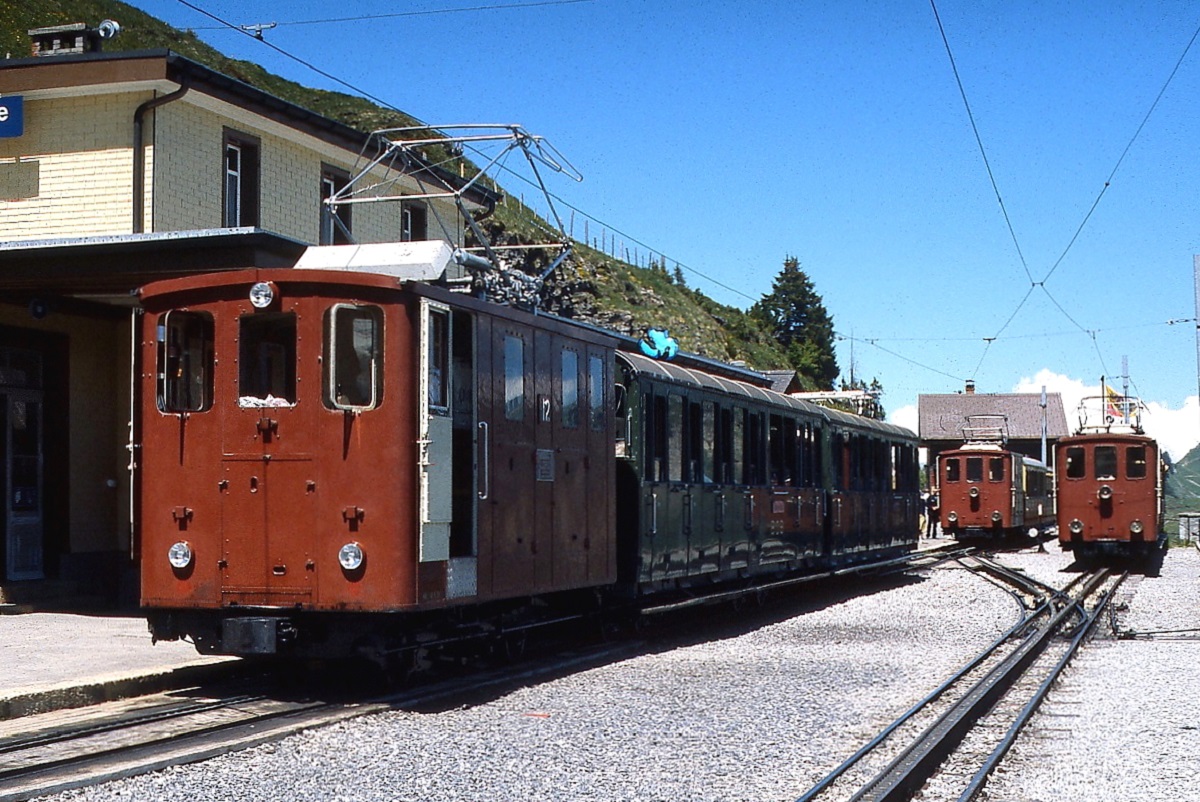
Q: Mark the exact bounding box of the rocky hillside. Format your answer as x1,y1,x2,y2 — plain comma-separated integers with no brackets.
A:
4,0,801,377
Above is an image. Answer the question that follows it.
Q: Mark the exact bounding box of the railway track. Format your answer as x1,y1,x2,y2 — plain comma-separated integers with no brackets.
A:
796,559,1125,802
0,644,635,802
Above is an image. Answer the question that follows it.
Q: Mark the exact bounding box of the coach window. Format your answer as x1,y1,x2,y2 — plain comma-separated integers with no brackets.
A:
1065,447,1085,479
588,355,605,431
667,394,684,483
560,349,579,428
503,335,526,421
239,312,296,405
702,401,716,484
1126,446,1148,479
731,408,745,485
686,401,703,483
1094,446,1118,480
945,458,960,483
158,311,213,413
323,305,383,411
988,457,1005,482
646,393,668,481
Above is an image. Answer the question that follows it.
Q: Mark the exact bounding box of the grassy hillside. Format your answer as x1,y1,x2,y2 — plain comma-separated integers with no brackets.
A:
1164,444,1200,542
4,0,796,371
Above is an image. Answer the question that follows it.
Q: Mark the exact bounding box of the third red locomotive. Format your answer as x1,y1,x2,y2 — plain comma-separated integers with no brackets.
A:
1056,390,1164,557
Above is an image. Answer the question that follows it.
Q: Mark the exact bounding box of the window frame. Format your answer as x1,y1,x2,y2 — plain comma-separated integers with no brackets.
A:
157,310,214,413
323,304,384,412
320,164,353,245
222,129,260,228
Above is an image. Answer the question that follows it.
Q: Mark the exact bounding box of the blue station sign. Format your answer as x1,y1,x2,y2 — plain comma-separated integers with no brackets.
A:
0,96,24,138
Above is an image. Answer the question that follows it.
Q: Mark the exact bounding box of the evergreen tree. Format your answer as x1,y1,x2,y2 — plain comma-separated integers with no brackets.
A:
750,256,839,387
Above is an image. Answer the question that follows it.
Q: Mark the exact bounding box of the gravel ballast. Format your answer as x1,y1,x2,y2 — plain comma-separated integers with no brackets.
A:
44,545,1200,802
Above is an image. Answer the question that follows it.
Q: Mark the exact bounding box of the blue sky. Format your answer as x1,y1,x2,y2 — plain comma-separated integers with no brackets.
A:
127,0,1200,457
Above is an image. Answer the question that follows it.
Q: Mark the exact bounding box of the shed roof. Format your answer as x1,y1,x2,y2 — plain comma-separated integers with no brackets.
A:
918,392,1070,442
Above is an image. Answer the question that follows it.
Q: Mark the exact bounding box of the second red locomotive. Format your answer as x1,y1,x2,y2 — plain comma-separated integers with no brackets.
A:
936,416,1053,540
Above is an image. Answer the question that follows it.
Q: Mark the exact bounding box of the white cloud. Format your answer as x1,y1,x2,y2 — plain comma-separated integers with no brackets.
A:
1012,369,1200,462
889,403,918,433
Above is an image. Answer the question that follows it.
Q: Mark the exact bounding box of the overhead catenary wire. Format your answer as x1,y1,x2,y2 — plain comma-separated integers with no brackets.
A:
186,0,596,30
170,0,756,304
930,0,1200,392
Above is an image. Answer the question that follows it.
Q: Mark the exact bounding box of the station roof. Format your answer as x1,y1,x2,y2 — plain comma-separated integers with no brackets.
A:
918,392,1070,442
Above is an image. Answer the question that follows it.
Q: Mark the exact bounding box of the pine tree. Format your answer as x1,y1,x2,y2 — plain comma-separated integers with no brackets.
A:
750,256,839,388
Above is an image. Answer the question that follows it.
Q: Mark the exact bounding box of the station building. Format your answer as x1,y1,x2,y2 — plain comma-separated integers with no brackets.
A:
918,380,1071,482
0,29,495,605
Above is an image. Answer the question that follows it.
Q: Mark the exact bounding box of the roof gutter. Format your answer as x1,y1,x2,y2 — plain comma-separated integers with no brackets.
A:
132,79,189,233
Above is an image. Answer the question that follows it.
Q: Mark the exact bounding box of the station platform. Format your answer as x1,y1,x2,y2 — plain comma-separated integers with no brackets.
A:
0,611,239,719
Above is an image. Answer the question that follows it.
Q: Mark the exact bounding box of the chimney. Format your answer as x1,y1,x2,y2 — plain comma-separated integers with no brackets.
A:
29,20,120,57
965,380,976,395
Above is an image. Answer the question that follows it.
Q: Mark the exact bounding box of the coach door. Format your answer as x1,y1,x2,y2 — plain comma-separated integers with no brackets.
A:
476,318,538,597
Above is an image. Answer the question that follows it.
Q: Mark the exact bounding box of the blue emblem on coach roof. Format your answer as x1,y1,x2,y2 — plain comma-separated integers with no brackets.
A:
639,328,679,360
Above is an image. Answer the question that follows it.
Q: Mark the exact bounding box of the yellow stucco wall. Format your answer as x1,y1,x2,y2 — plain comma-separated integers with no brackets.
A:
0,91,142,238
0,89,467,245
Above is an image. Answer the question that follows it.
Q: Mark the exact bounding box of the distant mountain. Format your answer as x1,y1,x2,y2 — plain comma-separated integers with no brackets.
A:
4,0,808,378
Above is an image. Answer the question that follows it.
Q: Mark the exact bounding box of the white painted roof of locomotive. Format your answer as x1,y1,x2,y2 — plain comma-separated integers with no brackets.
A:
294,241,460,281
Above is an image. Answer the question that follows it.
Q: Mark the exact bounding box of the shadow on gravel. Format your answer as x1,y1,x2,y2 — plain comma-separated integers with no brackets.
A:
1059,544,1168,577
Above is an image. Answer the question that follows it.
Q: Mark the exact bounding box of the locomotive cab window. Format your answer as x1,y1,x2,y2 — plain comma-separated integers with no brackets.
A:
157,311,213,413
966,457,983,483
1126,446,1148,479
1065,447,1086,479
1094,446,1118,480
945,458,961,482
988,457,1005,482
238,312,296,406
324,305,383,411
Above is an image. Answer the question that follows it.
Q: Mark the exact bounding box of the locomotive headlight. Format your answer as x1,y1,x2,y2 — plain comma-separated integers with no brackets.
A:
947,511,958,523
1098,485,1114,500
248,281,277,309
167,540,193,570
969,487,980,499
338,542,365,571
1130,519,1145,535
991,511,1002,522
1070,518,1084,534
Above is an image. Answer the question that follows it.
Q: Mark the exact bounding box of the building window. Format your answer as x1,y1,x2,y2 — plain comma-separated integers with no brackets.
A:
401,201,428,241
320,166,352,244
223,131,260,227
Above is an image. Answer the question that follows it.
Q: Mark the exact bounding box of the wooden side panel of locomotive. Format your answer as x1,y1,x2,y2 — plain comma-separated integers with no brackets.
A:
138,268,619,655
1055,433,1163,555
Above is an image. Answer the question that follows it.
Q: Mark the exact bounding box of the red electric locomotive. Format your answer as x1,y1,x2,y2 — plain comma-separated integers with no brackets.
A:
1056,392,1164,557
137,243,919,664
936,416,1053,540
